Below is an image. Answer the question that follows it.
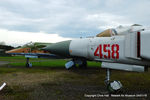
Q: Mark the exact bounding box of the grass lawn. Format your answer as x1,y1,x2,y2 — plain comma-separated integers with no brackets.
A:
0,56,101,67
0,56,149,100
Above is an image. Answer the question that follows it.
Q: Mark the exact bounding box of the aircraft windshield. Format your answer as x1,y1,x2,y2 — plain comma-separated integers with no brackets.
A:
23,42,34,47
96,29,117,37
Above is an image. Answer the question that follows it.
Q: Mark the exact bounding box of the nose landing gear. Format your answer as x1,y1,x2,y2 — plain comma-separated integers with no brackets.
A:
105,69,123,93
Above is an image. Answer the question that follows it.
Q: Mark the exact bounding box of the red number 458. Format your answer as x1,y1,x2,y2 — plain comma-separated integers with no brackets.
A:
94,44,119,59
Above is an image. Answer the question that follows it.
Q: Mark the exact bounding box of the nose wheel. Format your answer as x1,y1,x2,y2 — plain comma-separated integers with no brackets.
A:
105,69,123,93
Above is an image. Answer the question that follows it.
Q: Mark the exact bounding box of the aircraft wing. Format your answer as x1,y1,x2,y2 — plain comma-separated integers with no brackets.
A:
101,62,146,72
7,52,64,59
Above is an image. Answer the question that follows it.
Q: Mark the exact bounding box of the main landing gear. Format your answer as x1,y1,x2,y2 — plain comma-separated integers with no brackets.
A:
26,58,32,68
78,59,87,69
65,59,87,69
105,69,123,93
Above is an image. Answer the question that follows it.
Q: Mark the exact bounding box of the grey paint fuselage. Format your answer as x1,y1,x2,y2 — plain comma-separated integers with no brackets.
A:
43,36,150,66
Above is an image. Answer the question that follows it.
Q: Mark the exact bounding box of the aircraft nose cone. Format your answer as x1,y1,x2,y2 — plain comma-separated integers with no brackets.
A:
43,40,71,57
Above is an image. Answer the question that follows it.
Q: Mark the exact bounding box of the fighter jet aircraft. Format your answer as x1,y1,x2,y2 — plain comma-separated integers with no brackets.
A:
7,24,150,92
6,42,63,67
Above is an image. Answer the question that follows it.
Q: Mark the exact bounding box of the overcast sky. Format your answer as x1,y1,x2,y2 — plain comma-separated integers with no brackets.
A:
0,0,150,46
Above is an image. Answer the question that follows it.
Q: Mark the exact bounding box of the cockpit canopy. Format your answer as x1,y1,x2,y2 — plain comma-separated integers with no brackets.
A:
96,29,117,37
22,42,50,49
96,24,144,37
